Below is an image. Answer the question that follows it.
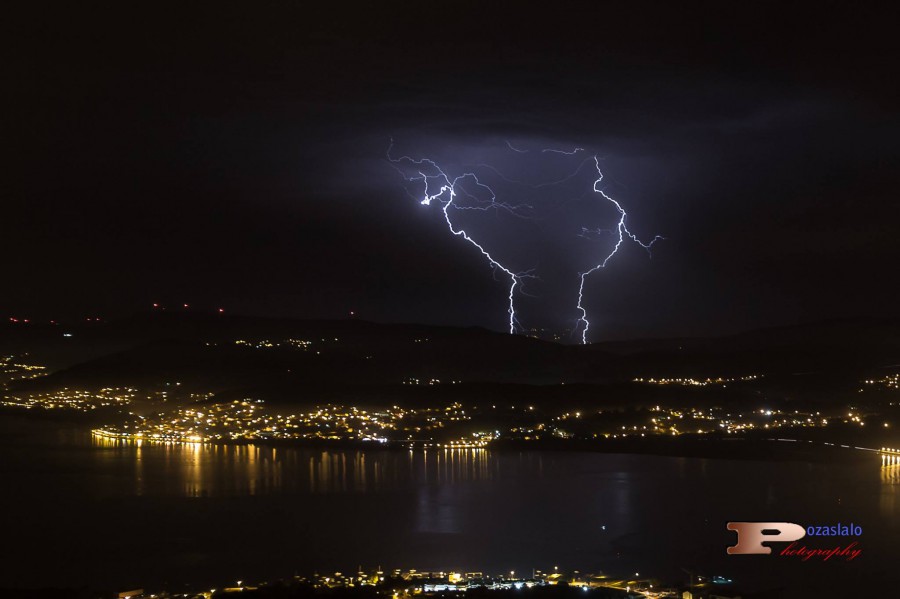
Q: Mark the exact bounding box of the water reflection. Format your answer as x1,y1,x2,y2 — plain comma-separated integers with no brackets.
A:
3,417,896,594
880,454,900,522
89,434,900,525
882,453,900,469
92,436,499,496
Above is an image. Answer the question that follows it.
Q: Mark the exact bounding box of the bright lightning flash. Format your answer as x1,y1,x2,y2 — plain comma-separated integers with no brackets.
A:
388,140,662,343
387,141,535,334
576,156,664,344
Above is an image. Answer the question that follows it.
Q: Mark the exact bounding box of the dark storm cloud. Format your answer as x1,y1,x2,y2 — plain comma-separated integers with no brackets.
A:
4,2,898,339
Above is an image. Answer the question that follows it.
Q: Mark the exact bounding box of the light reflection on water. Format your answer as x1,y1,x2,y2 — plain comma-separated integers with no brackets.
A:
2,416,898,596
881,462,900,518
87,436,900,529
92,435,503,497
90,435,900,525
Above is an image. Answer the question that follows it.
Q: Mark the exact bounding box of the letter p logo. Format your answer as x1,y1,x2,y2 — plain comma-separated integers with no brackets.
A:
727,522,806,555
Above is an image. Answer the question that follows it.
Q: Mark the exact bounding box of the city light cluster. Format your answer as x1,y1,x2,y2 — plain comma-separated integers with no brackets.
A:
232,338,313,350
84,394,852,447
94,400,405,443
553,405,826,438
92,398,497,448
864,373,900,390
0,354,47,386
2,387,137,411
229,566,676,599
632,375,762,386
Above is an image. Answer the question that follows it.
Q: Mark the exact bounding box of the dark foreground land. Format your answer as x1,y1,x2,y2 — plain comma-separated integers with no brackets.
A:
0,583,782,599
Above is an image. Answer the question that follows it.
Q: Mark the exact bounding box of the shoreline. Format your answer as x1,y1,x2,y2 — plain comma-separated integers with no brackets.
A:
0,409,879,464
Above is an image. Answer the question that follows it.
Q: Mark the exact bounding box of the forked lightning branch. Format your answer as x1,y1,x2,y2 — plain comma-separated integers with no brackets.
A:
388,140,662,343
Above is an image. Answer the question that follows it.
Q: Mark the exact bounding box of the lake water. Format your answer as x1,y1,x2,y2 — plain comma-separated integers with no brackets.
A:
1,413,897,597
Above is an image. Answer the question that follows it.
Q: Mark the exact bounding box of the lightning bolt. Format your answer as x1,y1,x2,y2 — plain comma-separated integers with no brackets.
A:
541,146,584,155
387,141,535,333
576,156,663,344
387,140,662,343
505,140,529,153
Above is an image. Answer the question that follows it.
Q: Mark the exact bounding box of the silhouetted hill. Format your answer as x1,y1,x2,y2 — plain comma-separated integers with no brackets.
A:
592,317,900,375
5,313,900,404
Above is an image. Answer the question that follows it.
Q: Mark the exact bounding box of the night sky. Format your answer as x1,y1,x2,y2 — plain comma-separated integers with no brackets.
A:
5,2,898,340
